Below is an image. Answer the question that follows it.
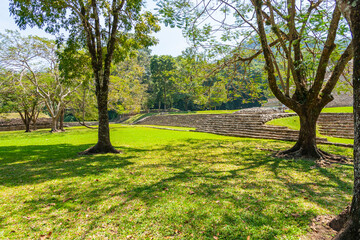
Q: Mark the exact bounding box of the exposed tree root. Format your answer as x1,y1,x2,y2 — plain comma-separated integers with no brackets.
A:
274,146,350,167
332,219,360,240
50,129,62,133
79,143,121,155
77,120,98,129
329,206,350,232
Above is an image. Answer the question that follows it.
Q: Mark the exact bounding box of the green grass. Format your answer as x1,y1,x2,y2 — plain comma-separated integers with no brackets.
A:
268,116,300,131
320,106,353,113
286,106,353,114
0,126,353,239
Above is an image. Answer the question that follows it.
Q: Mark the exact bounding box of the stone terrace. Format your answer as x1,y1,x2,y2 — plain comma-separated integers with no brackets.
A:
318,113,353,139
135,110,330,144
0,118,98,131
195,113,329,144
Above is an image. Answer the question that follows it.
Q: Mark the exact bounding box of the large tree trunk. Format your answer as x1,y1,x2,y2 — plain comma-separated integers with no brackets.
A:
277,106,323,159
333,1,360,238
79,80,119,155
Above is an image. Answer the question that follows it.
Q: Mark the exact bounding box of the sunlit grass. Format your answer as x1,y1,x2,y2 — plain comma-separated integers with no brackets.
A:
0,126,353,239
286,106,353,113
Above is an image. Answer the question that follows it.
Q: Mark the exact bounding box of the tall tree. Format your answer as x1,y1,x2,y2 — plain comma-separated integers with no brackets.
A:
333,1,360,239
109,56,148,114
150,55,177,111
252,0,352,160
9,0,160,154
159,0,352,160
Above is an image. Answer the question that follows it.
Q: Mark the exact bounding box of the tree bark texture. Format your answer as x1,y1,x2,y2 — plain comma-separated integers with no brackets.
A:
333,1,360,238
79,75,119,154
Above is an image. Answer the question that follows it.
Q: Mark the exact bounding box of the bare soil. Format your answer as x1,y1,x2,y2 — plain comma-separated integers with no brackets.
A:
302,215,338,240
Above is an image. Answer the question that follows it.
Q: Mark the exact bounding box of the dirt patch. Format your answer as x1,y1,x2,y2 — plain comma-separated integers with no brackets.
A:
302,215,338,240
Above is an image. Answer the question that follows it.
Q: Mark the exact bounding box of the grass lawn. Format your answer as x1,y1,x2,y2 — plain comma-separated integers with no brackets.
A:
285,106,353,114
0,125,353,239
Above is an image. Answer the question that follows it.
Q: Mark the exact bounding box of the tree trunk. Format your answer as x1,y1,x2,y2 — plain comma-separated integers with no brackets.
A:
25,120,31,132
50,116,58,133
164,84,167,111
32,111,40,131
59,108,65,132
333,1,360,238
18,110,31,133
276,105,332,160
79,86,119,155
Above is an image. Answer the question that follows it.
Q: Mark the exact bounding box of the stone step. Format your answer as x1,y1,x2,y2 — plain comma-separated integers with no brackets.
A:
197,127,300,135
198,129,328,143
319,128,354,133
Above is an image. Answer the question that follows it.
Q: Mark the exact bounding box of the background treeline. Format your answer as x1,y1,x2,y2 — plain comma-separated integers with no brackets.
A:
0,31,270,125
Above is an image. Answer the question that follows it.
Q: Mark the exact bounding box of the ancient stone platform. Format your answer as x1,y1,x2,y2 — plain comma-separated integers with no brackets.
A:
135,109,354,146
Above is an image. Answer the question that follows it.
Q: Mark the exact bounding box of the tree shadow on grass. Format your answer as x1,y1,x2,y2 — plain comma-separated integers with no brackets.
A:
0,138,354,239
74,139,353,239
0,144,134,187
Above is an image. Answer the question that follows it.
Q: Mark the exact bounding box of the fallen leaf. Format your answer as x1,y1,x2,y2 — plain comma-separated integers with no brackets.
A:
188,191,195,195
63,197,73,203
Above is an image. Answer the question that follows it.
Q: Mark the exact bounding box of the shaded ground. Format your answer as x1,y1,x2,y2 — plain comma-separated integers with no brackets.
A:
0,126,354,239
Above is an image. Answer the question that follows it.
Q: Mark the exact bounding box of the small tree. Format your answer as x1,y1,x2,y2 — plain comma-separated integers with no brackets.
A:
0,70,42,132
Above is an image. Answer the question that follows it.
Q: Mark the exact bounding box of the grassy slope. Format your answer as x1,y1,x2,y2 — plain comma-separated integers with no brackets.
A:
0,125,353,239
286,106,353,114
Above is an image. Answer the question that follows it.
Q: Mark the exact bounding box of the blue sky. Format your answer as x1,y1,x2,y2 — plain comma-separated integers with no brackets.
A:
0,0,189,56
